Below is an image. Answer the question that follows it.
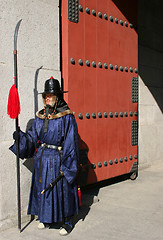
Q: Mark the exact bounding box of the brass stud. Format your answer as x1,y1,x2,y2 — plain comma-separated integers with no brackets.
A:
98,62,102,68
114,158,118,164
86,7,90,14
129,155,133,160
98,12,102,18
119,158,123,163
124,156,128,162
125,21,128,27
86,112,90,119
104,63,108,69
109,64,113,70
78,59,83,66
120,66,123,71
109,160,113,165
92,61,96,67
70,58,75,64
104,14,108,20
124,112,128,117
98,162,102,168
109,16,113,22
92,9,96,16
98,112,102,118
78,113,83,119
104,161,108,166
79,5,83,12
92,112,96,119
119,112,123,117
120,20,123,26
115,112,118,118
115,18,118,24
129,111,133,117
109,112,113,118
115,65,118,71
86,60,90,67
125,67,128,72
92,163,96,169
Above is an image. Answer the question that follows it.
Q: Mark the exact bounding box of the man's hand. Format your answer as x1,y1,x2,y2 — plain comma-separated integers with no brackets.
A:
13,127,20,140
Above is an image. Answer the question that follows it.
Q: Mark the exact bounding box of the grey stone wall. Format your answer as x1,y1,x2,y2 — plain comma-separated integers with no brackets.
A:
0,0,60,230
138,0,163,167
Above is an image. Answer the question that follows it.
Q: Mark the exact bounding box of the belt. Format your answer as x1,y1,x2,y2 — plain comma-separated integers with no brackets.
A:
41,143,62,151
39,143,62,183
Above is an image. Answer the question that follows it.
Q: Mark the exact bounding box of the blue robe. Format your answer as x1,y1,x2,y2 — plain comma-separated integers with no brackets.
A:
10,112,79,223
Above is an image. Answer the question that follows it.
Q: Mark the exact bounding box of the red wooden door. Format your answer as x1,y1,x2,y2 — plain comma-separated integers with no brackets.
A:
61,0,138,186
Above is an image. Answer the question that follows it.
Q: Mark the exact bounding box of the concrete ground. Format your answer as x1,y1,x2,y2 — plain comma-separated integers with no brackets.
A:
1,161,163,240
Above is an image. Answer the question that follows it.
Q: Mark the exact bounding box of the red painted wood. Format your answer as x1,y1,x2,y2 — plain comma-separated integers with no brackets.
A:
62,0,138,185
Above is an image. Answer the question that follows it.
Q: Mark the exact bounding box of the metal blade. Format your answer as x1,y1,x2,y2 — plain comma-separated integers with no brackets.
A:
14,19,22,50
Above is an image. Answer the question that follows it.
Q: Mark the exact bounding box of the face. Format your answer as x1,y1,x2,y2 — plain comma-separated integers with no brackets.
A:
44,93,57,107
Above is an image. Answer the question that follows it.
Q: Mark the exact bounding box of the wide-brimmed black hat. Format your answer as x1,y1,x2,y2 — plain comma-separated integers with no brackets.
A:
40,77,68,97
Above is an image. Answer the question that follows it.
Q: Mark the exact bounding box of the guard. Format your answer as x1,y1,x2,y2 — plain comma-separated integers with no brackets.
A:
10,77,79,235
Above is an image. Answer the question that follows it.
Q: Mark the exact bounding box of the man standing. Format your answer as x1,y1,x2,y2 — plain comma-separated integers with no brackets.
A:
10,77,79,235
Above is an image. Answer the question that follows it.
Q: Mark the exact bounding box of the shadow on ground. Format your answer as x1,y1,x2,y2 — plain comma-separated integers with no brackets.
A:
73,173,131,226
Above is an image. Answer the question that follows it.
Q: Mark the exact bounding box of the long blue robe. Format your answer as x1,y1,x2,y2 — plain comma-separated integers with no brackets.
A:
10,113,79,223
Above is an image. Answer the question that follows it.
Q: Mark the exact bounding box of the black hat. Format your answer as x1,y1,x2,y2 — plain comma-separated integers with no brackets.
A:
40,77,67,97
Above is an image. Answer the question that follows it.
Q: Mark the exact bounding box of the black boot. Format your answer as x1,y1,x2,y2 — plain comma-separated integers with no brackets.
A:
59,217,73,236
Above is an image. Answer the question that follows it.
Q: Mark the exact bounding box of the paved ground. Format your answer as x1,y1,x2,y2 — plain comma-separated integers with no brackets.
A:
1,161,163,240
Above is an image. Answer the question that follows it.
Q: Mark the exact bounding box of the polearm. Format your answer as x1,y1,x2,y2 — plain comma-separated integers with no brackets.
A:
14,19,22,232
7,19,22,231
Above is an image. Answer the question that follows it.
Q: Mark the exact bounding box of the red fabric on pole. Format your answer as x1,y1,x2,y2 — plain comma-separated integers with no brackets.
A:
78,186,81,207
7,84,20,119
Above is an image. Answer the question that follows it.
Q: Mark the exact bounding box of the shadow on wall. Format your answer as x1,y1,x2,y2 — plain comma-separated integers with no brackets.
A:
138,0,163,113
23,66,43,172
33,66,43,115
78,135,97,187
113,0,163,113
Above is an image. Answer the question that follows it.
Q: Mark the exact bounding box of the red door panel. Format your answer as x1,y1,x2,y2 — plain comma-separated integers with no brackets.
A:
62,0,138,186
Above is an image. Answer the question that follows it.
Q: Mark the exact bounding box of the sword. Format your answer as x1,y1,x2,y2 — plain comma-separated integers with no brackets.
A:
41,172,64,195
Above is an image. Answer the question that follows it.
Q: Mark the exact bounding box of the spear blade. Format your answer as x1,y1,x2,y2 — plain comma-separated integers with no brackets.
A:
14,19,22,51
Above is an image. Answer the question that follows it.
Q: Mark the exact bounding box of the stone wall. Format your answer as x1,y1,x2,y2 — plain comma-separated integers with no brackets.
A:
138,0,163,167
0,0,61,230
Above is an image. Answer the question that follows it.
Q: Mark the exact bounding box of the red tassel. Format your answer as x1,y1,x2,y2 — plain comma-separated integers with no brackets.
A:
78,186,81,207
7,84,20,119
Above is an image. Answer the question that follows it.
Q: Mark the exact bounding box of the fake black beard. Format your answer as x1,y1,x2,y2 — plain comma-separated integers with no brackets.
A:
45,104,57,115
43,105,55,133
